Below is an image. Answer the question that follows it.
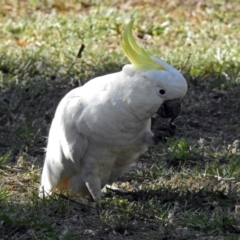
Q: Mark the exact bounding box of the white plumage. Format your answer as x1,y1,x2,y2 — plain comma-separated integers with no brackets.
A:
39,22,187,200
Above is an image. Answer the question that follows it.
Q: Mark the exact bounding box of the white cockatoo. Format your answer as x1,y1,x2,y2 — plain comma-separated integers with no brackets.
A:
39,21,187,200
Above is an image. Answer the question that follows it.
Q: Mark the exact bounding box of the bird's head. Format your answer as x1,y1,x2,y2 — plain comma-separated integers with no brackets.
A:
121,20,187,122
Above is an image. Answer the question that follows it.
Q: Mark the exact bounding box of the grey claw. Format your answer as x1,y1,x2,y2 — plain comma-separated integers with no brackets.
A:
152,123,177,145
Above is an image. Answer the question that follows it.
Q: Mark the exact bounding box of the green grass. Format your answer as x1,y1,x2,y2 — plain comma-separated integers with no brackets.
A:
0,0,240,239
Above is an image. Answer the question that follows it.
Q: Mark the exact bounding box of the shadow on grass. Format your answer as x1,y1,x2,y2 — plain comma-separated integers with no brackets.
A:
1,184,240,239
103,185,240,235
0,193,98,239
1,58,240,238
0,61,122,161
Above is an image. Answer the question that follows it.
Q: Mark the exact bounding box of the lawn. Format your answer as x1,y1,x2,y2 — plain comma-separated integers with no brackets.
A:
0,0,240,239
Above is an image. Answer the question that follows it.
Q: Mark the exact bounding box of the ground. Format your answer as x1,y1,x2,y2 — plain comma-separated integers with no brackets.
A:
0,0,240,239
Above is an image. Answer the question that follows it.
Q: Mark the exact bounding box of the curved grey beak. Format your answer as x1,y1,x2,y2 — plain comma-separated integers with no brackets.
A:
157,99,181,123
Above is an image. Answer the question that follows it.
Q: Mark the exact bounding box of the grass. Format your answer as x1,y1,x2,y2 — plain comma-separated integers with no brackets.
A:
0,0,240,239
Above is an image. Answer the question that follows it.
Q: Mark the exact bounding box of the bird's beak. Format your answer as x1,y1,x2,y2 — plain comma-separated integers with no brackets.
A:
157,99,181,123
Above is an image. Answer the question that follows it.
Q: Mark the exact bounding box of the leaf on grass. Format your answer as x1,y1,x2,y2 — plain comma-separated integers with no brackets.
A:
16,217,38,226
0,151,11,166
77,44,85,58
52,1,76,12
212,88,229,96
16,41,29,47
0,213,13,225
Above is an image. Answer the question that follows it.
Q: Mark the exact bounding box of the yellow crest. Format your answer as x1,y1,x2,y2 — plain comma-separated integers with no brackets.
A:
121,21,165,70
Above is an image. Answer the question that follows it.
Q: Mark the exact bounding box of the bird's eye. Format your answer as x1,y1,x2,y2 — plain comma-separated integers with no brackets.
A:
159,89,165,95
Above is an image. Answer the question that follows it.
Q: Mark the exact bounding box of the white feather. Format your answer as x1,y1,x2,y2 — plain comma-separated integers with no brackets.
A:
39,60,187,200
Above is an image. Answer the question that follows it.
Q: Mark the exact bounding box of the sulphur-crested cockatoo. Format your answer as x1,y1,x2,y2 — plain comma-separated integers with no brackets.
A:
39,21,187,200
